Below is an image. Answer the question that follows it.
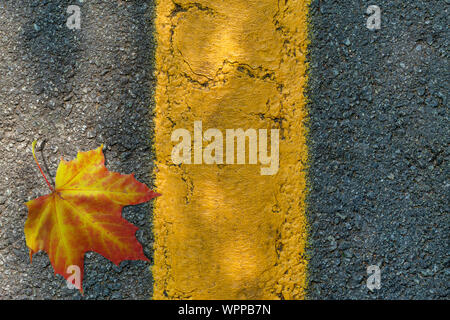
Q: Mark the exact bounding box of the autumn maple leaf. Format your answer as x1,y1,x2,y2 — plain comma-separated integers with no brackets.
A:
24,141,160,293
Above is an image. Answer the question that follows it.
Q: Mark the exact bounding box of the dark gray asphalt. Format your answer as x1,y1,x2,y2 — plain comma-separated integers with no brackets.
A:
0,0,156,299
307,0,449,299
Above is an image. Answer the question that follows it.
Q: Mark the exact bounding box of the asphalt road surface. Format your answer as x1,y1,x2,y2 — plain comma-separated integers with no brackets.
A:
0,0,156,299
0,0,448,299
307,0,448,299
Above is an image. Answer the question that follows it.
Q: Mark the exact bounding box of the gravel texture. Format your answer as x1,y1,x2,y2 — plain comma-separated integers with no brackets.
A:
0,0,156,299
306,0,449,299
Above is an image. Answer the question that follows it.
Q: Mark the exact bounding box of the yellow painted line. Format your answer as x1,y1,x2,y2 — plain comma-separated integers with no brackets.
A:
153,0,309,299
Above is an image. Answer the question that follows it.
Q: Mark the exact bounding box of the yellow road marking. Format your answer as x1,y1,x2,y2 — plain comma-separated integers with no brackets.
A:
153,0,309,299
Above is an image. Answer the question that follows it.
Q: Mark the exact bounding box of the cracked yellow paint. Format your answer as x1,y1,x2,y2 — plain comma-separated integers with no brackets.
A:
153,0,309,299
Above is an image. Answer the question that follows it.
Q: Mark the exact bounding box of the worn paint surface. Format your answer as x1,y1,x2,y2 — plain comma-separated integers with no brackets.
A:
153,0,309,299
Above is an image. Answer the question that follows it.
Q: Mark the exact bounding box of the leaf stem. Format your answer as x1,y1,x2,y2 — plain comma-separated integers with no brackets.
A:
32,140,54,192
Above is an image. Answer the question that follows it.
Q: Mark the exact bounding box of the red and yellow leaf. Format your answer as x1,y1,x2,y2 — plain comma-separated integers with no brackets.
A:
24,143,160,293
